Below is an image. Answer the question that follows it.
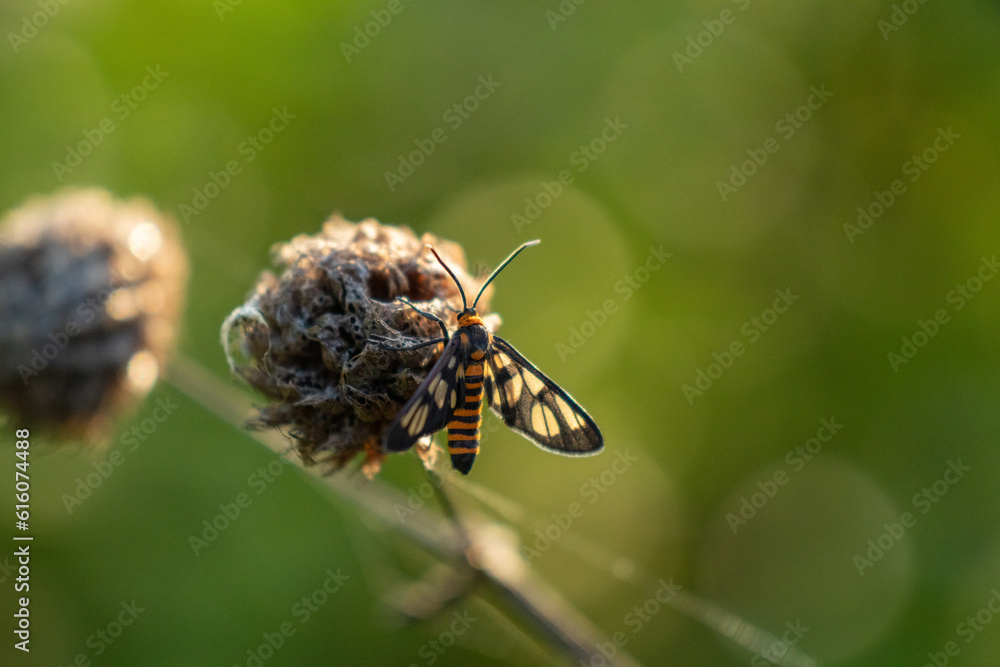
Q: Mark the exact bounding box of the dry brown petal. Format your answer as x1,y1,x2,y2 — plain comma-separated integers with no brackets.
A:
0,188,188,441
223,215,499,476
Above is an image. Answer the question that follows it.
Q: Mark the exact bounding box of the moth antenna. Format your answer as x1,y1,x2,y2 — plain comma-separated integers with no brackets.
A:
427,245,467,310
472,240,540,309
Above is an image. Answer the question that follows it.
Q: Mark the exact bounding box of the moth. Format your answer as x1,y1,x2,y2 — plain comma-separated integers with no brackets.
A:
375,240,604,474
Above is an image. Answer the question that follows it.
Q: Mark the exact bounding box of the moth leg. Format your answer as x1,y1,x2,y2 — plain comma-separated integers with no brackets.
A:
368,335,446,351
396,296,450,341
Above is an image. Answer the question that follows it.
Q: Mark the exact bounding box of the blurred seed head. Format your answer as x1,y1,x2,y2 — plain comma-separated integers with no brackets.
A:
0,188,188,441
222,216,498,477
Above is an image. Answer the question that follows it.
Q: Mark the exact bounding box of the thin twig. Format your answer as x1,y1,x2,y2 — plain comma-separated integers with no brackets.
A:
450,464,821,667
167,354,643,667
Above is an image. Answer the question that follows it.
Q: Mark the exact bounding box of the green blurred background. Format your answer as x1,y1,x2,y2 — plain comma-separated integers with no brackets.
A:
3,1,1000,665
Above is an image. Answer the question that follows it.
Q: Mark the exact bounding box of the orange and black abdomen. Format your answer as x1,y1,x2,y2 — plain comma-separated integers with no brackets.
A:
447,345,487,475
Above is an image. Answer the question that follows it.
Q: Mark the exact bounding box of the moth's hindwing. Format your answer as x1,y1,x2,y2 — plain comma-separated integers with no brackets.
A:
485,336,604,455
384,336,466,453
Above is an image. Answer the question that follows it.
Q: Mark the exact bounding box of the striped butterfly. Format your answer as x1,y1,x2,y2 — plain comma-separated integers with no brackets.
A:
375,240,604,474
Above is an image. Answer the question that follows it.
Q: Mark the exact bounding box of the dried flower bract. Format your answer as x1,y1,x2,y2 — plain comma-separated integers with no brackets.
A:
223,216,498,477
0,188,188,441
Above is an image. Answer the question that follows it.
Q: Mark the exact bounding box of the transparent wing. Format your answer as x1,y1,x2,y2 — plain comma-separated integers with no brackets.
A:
485,336,603,455
384,337,465,452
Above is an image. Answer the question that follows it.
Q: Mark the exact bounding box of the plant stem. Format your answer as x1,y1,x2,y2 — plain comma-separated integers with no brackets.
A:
167,354,643,666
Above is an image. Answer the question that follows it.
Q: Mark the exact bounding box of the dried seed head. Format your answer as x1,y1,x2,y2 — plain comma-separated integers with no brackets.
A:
222,215,499,477
0,188,188,441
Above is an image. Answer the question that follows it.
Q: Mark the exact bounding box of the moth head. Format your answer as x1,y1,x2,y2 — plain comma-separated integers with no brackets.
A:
426,239,540,322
